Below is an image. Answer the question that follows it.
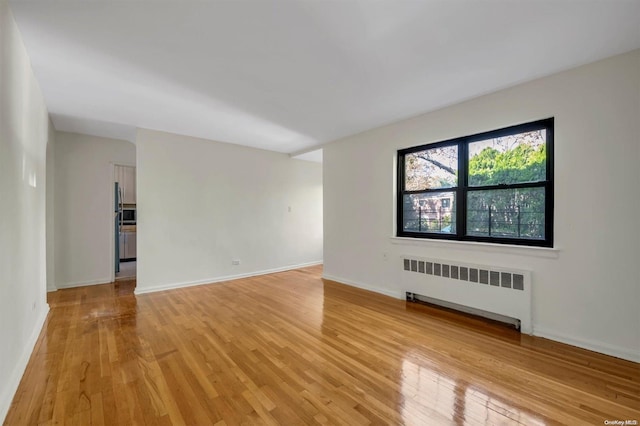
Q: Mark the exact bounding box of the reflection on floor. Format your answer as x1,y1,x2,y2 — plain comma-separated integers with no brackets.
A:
5,265,639,425
116,260,136,280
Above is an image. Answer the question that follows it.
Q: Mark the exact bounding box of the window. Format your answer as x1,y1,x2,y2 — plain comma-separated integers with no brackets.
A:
397,118,553,247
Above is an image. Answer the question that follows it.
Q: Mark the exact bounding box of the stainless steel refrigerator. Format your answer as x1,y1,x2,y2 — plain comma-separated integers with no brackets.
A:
114,182,121,273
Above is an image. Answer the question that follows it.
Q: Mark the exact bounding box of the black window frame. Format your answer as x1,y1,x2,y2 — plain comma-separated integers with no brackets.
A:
397,118,554,247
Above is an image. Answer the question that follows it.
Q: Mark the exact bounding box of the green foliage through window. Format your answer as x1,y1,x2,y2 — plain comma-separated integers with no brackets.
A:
397,119,553,247
468,131,546,186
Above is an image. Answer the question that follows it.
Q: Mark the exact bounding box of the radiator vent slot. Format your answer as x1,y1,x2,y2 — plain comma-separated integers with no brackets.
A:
401,256,532,333
403,257,526,292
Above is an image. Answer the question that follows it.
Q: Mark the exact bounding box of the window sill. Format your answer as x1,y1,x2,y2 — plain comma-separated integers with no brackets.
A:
389,237,560,259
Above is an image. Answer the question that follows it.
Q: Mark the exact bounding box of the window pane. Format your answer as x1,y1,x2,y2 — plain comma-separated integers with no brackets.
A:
468,129,546,187
402,192,456,234
405,145,458,191
466,188,545,240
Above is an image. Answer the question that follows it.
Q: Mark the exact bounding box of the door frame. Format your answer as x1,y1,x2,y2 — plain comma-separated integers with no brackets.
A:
109,161,136,283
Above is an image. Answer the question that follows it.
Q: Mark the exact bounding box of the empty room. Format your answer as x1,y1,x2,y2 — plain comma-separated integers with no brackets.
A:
1,0,639,425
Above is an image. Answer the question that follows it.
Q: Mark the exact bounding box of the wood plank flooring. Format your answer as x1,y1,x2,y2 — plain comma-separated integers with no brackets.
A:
5,265,639,425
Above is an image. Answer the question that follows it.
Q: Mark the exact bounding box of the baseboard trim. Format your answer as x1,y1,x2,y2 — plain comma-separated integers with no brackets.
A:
321,274,403,300
320,275,639,363
0,305,49,423
135,261,323,295
533,326,640,363
55,277,112,290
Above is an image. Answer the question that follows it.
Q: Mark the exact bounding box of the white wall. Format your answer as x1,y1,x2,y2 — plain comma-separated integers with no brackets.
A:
0,1,51,421
46,118,56,292
323,50,640,362
54,132,135,288
136,129,323,293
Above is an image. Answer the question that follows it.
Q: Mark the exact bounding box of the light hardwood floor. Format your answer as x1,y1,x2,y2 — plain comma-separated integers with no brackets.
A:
5,265,639,425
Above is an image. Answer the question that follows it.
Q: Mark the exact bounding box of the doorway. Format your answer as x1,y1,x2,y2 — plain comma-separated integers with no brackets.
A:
114,164,137,281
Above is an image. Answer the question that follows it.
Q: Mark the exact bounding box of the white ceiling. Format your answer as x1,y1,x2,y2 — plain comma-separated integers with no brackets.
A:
291,149,323,163
10,1,640,154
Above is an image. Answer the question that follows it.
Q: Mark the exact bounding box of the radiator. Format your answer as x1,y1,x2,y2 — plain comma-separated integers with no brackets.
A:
401,256,532,334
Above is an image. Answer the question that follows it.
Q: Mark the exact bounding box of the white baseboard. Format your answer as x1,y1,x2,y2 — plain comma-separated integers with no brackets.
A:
320,275,639,364
533,326,640,363
135,261,323,295
0,305,49,424
321,274,403,299
55,277,112,289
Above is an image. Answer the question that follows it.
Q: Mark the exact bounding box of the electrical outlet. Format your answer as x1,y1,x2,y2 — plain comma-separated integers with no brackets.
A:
287,206,292,213
383,252,388,261
232,259,240,265
32,301,36,310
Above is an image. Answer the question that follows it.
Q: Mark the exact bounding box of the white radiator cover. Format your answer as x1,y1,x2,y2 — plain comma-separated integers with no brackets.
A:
401,256,532,334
